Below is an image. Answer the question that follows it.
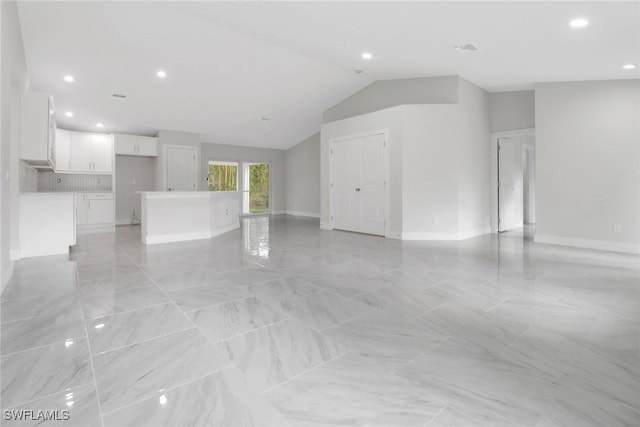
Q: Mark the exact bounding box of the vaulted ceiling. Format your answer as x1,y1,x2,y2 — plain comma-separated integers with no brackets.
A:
17,1,639,149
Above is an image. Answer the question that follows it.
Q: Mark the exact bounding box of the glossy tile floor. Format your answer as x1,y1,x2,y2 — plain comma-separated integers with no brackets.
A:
1,216,638,426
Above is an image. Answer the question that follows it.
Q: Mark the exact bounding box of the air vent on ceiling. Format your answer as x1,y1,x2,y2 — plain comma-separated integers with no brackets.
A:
111,93,127,101
453,44,478,53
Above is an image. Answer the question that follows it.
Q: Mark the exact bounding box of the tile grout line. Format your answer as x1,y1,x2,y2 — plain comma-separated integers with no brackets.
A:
423,405,449,427
260,350,353,395
83,320,106,427
0,381,94,412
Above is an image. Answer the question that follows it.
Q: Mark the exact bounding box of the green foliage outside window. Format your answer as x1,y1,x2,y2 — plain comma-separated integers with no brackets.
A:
208,164,237,191
249,164,269,213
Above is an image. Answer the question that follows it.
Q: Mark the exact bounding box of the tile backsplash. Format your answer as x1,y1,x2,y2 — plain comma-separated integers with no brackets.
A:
37,172,112,192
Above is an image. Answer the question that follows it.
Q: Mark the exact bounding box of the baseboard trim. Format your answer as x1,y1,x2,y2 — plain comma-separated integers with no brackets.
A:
1,261,14,292
116,218,141,226
143,223,239,245
19,245,71,258
285,210,320,219
535,234,640,254
9,249,21,261
402,227,491,241
77,224,116,234
319,222,332,231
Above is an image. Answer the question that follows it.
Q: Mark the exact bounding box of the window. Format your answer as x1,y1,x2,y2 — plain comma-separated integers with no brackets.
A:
208,161,238,191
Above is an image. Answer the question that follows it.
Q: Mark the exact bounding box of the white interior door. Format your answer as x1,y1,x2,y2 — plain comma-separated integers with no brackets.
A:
167,146,197,191
498,138,524,232
332,133,385,236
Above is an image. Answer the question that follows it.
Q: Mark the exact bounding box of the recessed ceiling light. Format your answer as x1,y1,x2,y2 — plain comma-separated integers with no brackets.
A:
96,123,104,128
64,111,74,118
63,75,75,83
569,18,589,28
361,52,373,60
157,70,167,78
622,64,636,70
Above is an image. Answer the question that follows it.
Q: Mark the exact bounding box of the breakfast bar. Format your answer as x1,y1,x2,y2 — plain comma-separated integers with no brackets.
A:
139,191,241,244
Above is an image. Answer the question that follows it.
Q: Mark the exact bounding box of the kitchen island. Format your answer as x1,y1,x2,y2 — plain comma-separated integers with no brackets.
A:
139,191,241,244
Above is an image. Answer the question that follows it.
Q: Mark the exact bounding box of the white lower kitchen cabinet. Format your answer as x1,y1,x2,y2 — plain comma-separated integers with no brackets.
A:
76,192,115,232
19,193,76,258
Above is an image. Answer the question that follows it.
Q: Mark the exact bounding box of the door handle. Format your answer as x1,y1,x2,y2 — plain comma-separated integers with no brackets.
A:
355,188,361,192
168,188,172,191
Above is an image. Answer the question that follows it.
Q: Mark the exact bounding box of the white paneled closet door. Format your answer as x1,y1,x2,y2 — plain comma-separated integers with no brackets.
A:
331,133,385,236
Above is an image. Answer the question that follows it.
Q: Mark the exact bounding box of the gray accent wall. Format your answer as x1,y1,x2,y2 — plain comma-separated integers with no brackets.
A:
322,76,459,123
489,90,535,132
116,156,156,224
535,79,640,253
200,142,286,214
285,132,320,217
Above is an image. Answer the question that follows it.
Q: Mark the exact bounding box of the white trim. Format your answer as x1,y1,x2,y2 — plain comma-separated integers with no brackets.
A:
328,128,390,238
2,261,15,291
491,128,535,233
143,223,239,245
270,210,286,215
386,230,402,239
402,227,490,241
9,249,21,261
535,234,640,254
285,210,320,218
76,223,115,234
319,222,332,230
19,245,71,258
116,218,133,225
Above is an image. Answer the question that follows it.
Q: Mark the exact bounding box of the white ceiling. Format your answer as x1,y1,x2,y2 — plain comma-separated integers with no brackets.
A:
17,1,639,149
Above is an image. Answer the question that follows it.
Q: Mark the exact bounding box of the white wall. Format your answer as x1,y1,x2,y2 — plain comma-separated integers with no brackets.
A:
456,78,491,237
200,142,286,214
323,76,459,123
1,0,30,290
115,156,155,224
321,77,491,240
535,79,640,253
401,105,461,238
285,132,320,217
155,129,201,191
489,90,535,132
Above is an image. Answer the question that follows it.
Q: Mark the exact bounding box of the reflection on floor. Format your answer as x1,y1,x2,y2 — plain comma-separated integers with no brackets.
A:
1,216,638,426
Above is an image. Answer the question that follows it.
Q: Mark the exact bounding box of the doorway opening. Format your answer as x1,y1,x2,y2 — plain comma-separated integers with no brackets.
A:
243,163,270,215
495,133,535,233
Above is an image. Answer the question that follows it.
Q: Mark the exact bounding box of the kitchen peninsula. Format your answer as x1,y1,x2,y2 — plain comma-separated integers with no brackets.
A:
139,191,241,244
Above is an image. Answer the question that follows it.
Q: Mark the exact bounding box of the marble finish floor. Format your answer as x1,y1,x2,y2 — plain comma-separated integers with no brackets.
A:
1,217,639,426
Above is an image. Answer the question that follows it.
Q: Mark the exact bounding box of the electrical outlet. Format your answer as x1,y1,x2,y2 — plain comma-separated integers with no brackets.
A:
613,224,622,233
132,179,136,185
433,217,439,225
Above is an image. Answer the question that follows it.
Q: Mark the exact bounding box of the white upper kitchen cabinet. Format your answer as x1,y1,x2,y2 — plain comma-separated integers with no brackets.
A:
69,132,93,171
67,131,113,174
114,133,158,157
136,136,158,156
19,91,55,169
54,128,71,172
92,134,113,173
114,133,137,155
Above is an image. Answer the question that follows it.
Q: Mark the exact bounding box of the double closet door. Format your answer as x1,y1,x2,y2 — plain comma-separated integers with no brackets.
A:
331,133,385,236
